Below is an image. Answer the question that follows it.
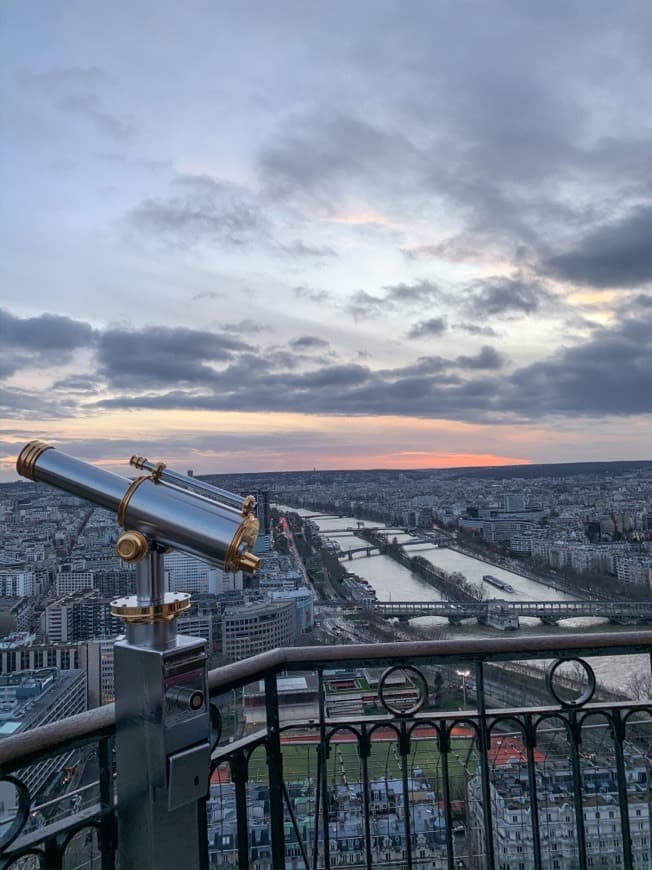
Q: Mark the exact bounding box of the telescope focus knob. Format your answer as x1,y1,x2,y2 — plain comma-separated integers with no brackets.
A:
117,530,150,563
238,551,259,572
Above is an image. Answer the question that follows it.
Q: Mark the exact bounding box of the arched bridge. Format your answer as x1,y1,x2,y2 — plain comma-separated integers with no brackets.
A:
319,599,652,628
336,539,437,560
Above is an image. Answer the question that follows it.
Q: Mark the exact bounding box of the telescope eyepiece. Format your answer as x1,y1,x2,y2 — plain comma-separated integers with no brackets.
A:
16,440,55,481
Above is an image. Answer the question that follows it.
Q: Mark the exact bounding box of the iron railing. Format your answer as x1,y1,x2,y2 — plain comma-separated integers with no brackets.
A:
1,631,651,869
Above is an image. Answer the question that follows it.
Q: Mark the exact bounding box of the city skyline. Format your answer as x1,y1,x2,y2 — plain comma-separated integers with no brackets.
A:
2,2,651,480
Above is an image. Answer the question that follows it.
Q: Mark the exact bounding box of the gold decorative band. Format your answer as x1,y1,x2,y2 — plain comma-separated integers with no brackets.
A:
16,441,55,481
110,592,191,624
224,515,260,573
150,461,167,482
117,475,150,527
130,455,147,469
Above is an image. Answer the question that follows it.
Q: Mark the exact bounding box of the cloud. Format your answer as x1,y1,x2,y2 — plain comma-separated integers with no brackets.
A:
293,286,333,303
223,319,267,334
289,336,330,350
96,324,253,388
2,297,650,427
456,345,505,370
384,280,442,305
402,240,480,264
0,386,80,419
465,277,555,318
128,175,268,249
407,317,447,339
2,309,95,351
50,375,101,393
22,66,134,141
1,309,96,378
91,306,651,423
191,290,224,301
346,290,386,320
632,294,652,309
346,280,442,320
456,323,498,337
277,240,337,259
506,310,652,416
58,92,134,141
259,113,418,208
545,205,652,288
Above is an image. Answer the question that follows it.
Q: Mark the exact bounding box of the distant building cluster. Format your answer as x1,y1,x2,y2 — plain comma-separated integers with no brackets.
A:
273,466,652,589
0,668,86,800
467,737,651,869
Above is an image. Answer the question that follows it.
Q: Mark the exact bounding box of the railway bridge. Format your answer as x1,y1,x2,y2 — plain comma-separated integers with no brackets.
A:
336,538,435,560
318,599,652,629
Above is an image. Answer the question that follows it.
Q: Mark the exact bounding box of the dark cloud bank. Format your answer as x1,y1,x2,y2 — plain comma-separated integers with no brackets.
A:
2,306,650,423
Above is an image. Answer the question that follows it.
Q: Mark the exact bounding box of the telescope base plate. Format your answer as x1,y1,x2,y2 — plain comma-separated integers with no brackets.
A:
111,592,191,624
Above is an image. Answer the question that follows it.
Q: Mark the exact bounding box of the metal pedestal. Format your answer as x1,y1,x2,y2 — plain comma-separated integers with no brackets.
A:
113,551,210,870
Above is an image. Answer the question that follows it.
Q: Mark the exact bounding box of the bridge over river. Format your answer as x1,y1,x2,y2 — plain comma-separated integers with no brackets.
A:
317,599,652,629
336,539,443,559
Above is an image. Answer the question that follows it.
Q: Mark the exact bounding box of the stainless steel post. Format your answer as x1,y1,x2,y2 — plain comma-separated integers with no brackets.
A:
114,555,210,870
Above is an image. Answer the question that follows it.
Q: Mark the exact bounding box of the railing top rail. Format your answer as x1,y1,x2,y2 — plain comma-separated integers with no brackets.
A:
208,629,652,693
1,631,650,770
0,702,115,771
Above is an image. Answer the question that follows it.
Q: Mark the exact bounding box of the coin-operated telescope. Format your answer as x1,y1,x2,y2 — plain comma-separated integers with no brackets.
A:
16,441,260,870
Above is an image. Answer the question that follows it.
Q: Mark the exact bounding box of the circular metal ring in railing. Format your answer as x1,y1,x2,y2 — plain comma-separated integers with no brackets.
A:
0,776,31,852
545,657,596,708
378,665,428,717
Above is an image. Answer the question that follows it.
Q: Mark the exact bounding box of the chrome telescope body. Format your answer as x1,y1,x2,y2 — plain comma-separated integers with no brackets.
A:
16,441,259,573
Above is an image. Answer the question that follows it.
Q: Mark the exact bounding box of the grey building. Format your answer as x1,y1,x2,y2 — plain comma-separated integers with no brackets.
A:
0,668,86,799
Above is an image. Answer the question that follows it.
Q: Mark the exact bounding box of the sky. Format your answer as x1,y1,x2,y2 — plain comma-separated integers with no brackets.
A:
1,1,651,480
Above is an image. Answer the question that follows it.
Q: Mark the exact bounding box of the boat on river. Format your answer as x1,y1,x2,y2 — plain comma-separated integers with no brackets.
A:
482,574,514,593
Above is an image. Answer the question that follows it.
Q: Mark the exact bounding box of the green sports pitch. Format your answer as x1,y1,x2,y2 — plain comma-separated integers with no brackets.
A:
246,736,476,799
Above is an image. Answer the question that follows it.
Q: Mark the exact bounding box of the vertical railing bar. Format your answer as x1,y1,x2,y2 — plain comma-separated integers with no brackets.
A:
611,710,634,869
312,744,322,870
524,715,543,870
568,711,588,869
264,672,285,870
98,736,116,870
475,661,496,870
197,795,209,870
318,668,331,870
44,836,63,870
439,721,455,870
360,724,373,870
231,751,250,870
283,779,310,870
399,720,413,870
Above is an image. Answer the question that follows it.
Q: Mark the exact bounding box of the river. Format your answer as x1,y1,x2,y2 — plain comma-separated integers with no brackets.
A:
276,508,649,694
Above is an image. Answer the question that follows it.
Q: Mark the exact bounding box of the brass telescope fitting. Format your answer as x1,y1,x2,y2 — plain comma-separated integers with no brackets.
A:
117,476,150,527
110,592,191,624
16,440,54,480
116,530,150,563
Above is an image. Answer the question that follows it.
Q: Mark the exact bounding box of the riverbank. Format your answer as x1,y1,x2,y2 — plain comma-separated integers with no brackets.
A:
352,528,481,602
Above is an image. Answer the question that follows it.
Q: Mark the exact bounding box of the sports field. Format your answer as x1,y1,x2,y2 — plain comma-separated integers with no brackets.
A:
247,735,476,800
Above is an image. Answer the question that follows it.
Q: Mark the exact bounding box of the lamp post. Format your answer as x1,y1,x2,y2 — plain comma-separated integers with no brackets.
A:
456,670,470,707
